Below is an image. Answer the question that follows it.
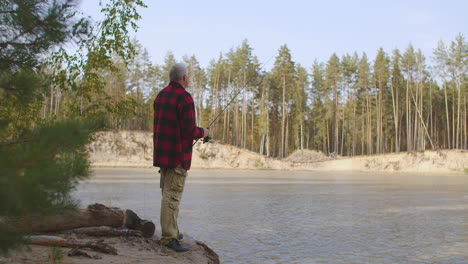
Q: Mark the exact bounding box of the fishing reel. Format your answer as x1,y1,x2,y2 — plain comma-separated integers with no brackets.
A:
203,135,212,143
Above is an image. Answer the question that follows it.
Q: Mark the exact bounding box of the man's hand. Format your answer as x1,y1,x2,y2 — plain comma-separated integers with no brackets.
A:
202,127,210,138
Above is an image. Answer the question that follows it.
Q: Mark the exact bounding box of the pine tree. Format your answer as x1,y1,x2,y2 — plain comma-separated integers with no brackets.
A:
270,45,296,157
357,53,372,154
0,0,95,253
325,53,341,154
373,48,390,153
0,0,145,254
401,45,417,151
390,49,404,152
310,60,327,153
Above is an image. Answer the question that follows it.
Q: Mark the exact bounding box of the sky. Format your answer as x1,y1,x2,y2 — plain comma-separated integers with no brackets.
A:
78,0,467,70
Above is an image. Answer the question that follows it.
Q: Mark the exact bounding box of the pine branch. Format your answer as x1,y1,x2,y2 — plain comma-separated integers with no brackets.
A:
17,127,81,169
0,138,33,148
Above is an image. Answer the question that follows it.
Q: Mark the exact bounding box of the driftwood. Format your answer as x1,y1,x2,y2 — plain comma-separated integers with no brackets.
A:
67,248,99,259
16,203,155,237
29,235,118,255
60,226,142,237
196,241,220,264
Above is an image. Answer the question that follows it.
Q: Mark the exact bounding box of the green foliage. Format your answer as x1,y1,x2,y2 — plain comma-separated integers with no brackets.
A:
48,0,147,118
0,117,104,217
0,0,146,255
48,246,64,263
0,0,89,72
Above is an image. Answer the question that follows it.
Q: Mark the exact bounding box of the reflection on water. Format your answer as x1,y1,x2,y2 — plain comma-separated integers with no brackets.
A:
75,169,468,264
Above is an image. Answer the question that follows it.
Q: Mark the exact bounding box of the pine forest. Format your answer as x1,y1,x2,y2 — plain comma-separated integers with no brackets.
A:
42,37,467,158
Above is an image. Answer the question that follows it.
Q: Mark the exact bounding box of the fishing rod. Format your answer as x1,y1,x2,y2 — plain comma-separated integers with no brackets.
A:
193,56,274,146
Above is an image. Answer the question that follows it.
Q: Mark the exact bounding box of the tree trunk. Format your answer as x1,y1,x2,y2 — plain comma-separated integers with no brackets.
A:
14,204,155,238
29,235,118,255
60,226,142,237
242,71,247,149
390,82,399,152
456,72,461,148
411,90,434,149
452,81,456,148
334,85,339,154
281,75,286,158
443,80,451,148
234,80,239,146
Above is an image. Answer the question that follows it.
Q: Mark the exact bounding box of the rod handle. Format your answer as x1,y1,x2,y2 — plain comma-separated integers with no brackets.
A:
203,135,212,143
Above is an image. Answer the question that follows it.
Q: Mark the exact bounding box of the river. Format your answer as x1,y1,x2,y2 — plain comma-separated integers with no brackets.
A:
74,168,468,264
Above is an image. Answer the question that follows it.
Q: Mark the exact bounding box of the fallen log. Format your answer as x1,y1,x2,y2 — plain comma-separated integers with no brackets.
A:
28,235,117,255
67,248,96,259
60,226,142,237
13,203,155,237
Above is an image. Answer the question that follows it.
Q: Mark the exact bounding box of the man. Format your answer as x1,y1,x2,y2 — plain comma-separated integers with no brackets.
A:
153,63,209,252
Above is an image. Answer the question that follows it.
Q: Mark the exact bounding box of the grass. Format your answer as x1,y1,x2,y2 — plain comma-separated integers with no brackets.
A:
254,158,265,168
199,153,209,160
48,246,64,263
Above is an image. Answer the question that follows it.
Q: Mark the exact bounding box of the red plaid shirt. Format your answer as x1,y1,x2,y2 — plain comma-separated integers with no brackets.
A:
153,81,204,170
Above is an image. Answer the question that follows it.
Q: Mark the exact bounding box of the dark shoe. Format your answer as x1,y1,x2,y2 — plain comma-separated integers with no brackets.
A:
165,239,190,252
178,233,184,240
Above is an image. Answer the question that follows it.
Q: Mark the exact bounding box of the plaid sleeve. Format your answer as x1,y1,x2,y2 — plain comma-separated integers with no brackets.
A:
178,92,204,140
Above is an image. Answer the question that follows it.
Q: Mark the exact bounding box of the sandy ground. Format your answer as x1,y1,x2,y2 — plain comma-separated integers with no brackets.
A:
0,233,219,264
89,130,467,174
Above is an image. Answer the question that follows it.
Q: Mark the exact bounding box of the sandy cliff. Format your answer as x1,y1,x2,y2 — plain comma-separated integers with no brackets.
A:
88,130,467,174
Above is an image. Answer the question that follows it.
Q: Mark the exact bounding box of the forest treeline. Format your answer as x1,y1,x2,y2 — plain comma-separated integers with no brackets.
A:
43,36,466,158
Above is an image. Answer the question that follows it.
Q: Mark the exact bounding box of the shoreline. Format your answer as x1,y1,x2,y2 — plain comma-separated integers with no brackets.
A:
88,131,467,175
90,166,466,176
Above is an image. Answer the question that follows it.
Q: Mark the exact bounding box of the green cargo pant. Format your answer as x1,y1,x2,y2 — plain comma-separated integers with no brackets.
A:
159,165,187,246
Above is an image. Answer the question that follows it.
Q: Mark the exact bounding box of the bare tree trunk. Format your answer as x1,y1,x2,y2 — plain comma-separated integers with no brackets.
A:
223,105,227,142
281,75,286,158
390,82,399,152
376,88,381,154
251,101,254,151
411,89,435,149
334,85,340,154
300,118,304,150
234,80,239,146
366,94,372,154
241,71,247,149
326,121,330,154
443,80,451,148
464,95,467,149
266,109,270,156
452,81,456,148
341,109,344,156
352,87,357,156
285,116,289,156
429,80,433,147
456,72,461,148
406,77,412,152
361,102,365,155
29,235,117,255
9,204,155,238
60,226,143,237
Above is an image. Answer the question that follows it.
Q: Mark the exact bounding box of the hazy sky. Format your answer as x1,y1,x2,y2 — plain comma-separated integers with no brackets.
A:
79,0,467,69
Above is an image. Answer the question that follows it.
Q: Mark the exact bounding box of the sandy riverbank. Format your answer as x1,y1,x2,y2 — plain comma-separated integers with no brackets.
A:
88,130,467,174
0,233,219,264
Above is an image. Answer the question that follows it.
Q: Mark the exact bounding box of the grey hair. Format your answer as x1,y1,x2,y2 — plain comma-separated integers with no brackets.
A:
169,63,189,82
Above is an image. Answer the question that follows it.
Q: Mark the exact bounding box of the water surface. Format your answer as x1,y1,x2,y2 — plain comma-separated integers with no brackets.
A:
75,169,468,264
